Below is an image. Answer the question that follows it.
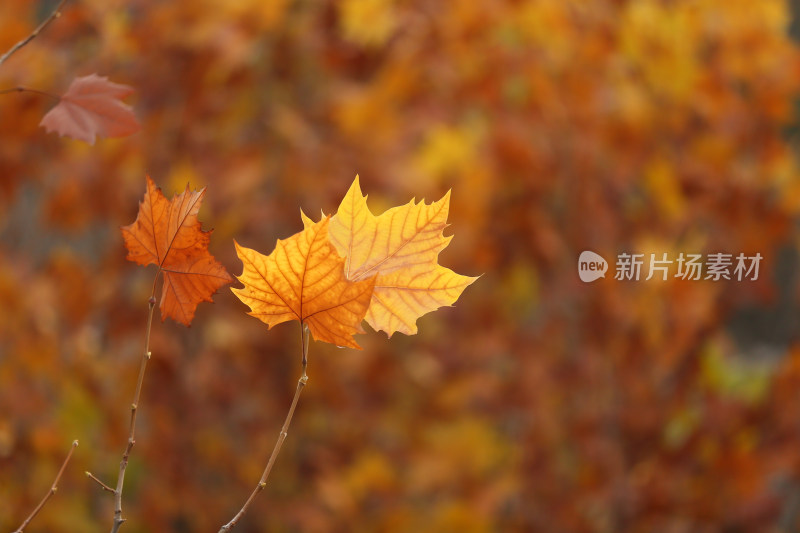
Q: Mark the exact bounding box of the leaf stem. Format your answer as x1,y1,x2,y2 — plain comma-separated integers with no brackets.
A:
218,324,310,532
0,0,68,67
13,439,78,533
301,322,309,379
109,273,159,533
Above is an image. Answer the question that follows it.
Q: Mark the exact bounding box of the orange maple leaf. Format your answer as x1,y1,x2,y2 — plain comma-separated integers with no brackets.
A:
39,74,140,145
232,217,376,349
327,176,477,337
121,176,233,326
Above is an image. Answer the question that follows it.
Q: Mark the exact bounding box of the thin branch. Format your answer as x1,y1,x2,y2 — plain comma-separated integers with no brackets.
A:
218,324,311,532
85,471,115,494
0,0,68,67
109,273,159,533
13,439,78,533
0,86,60,99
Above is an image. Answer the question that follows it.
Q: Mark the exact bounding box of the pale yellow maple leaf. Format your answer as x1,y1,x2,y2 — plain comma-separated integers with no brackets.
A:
326,176,477,337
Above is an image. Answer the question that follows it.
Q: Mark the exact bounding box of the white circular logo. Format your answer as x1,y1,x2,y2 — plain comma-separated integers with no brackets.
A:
578,251,608,282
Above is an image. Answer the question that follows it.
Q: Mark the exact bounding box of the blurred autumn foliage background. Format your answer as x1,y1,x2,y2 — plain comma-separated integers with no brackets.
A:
6,0,800,531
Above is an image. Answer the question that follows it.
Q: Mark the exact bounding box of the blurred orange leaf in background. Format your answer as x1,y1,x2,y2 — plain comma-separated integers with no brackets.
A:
39,74,140,145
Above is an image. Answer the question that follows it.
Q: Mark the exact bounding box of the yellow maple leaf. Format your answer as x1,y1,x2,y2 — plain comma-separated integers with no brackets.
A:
232,217,376,349
328,176,477,336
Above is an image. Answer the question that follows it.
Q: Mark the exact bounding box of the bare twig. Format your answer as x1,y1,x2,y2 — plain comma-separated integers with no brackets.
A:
85,471,115,494
218,324,310,532
0,86,60,99
13,439,78,533
107,274,159,533
0,0,68,67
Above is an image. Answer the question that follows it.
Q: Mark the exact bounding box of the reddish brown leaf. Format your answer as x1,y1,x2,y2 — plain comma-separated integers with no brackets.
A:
121,176,233,326
39,74,140,145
